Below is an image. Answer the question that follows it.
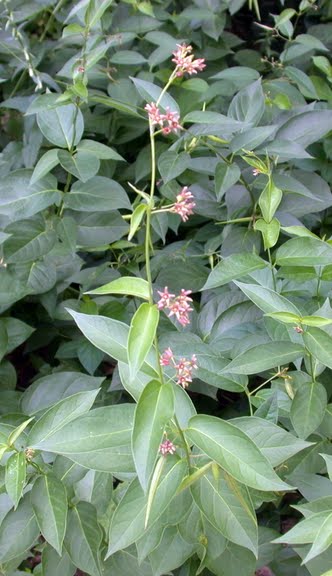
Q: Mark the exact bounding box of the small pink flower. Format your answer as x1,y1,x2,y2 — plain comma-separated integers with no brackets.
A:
159,439,176,455
172,43,206,77
157,288,193,326
160,348,174,366
145,102,164,125
157,287,175,310
175,355,197,388
171,186,195,222
252,168,261,176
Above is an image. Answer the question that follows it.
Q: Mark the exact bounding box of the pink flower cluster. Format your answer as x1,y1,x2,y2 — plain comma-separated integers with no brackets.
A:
157,287,193,326
160,347,197,388
170,186,195,222
144,103,181,135
172,44,206,77
159,438,176,455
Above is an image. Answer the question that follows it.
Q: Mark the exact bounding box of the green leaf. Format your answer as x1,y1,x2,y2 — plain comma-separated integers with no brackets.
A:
64,502,102,576
0,495,39,563
128,303,159,379
232,416,311,466
191,471,258,556
228,79,265,125
27,390,100,447
26,405,135,473
264,311,301,324
21,371,104,415
215,162,241,200
3,219,56,264
5,452,26,509
30,149,60,184
274,510,331,545
0,323,8,363
86,276,150,300
223,341,304,374
254,218,280,249
301,316,332,327
107,459,186,556
276,237,332,267
76,139,125,161
58,150,100,183
64,176,130,211
110,50,147,65
67,310,158,378
42,544,75,576
259,180,282,223
158,151,190,185
88,0,114,27
149,526,195,575
132,380,174,491
32,474,67,555
128,204,147,241
186,414,292,492
276,110,332,148
284,66,318,99
37,104,84,149
0,171,60,222
290,381,327,439
234,281,301,315
202,253,267,290
303,512,332,563
303,327,332,370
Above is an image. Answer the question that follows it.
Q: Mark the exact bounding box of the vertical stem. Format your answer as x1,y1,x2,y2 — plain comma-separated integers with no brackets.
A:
174,414,192,471
40,0,68,43
267,247,277,291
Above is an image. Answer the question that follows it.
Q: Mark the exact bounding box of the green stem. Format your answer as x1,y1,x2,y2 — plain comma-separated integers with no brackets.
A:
173,414,192,471
246,391,253,416
40,0,68,43
156,70,177,107
250,372,280,396
267,247,277,291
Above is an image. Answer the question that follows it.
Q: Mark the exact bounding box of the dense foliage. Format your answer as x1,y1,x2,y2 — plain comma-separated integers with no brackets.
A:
0,0,332,574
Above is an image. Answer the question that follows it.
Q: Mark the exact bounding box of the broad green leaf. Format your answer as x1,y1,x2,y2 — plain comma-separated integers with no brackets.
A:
276,237,332,267
104,546,154,576
27,405,135,473
321,455,332,482
276,109,332,147
223,342,304,374
64,502,102,576
88,0,115,27
37,104,84,149
7,417,34,446
64,176,130,211
32,474,67,555
158,151,190,185
0,171,60,222
132,380,174,491
3,219,56,264
27,390,100,447
234,282,301,315
58,150,100,183
230,126,277,154
284,66,318,99
107,458,186,556
186,414,292,491
87,277,150,299
42,544,75,576
303,512,332,563
149,526,195,575
215,162,241,200
111,50,147,65
290,381,327,439
191,471,258,556
210,66,260,85
74,470,113,518
265,312,301,324
259,180,282,223
281,225,319,239
228,79,265,125
205,541,256,576
232,417,311,466
0,495,39,563
76,140,125,161
67,310,158,378
202,253,267,290
303,327,332,370
128,303,159,379
30,149,60,184
21,372,104,415
274,510,331,544
5,452,26,509
254,218,280,250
